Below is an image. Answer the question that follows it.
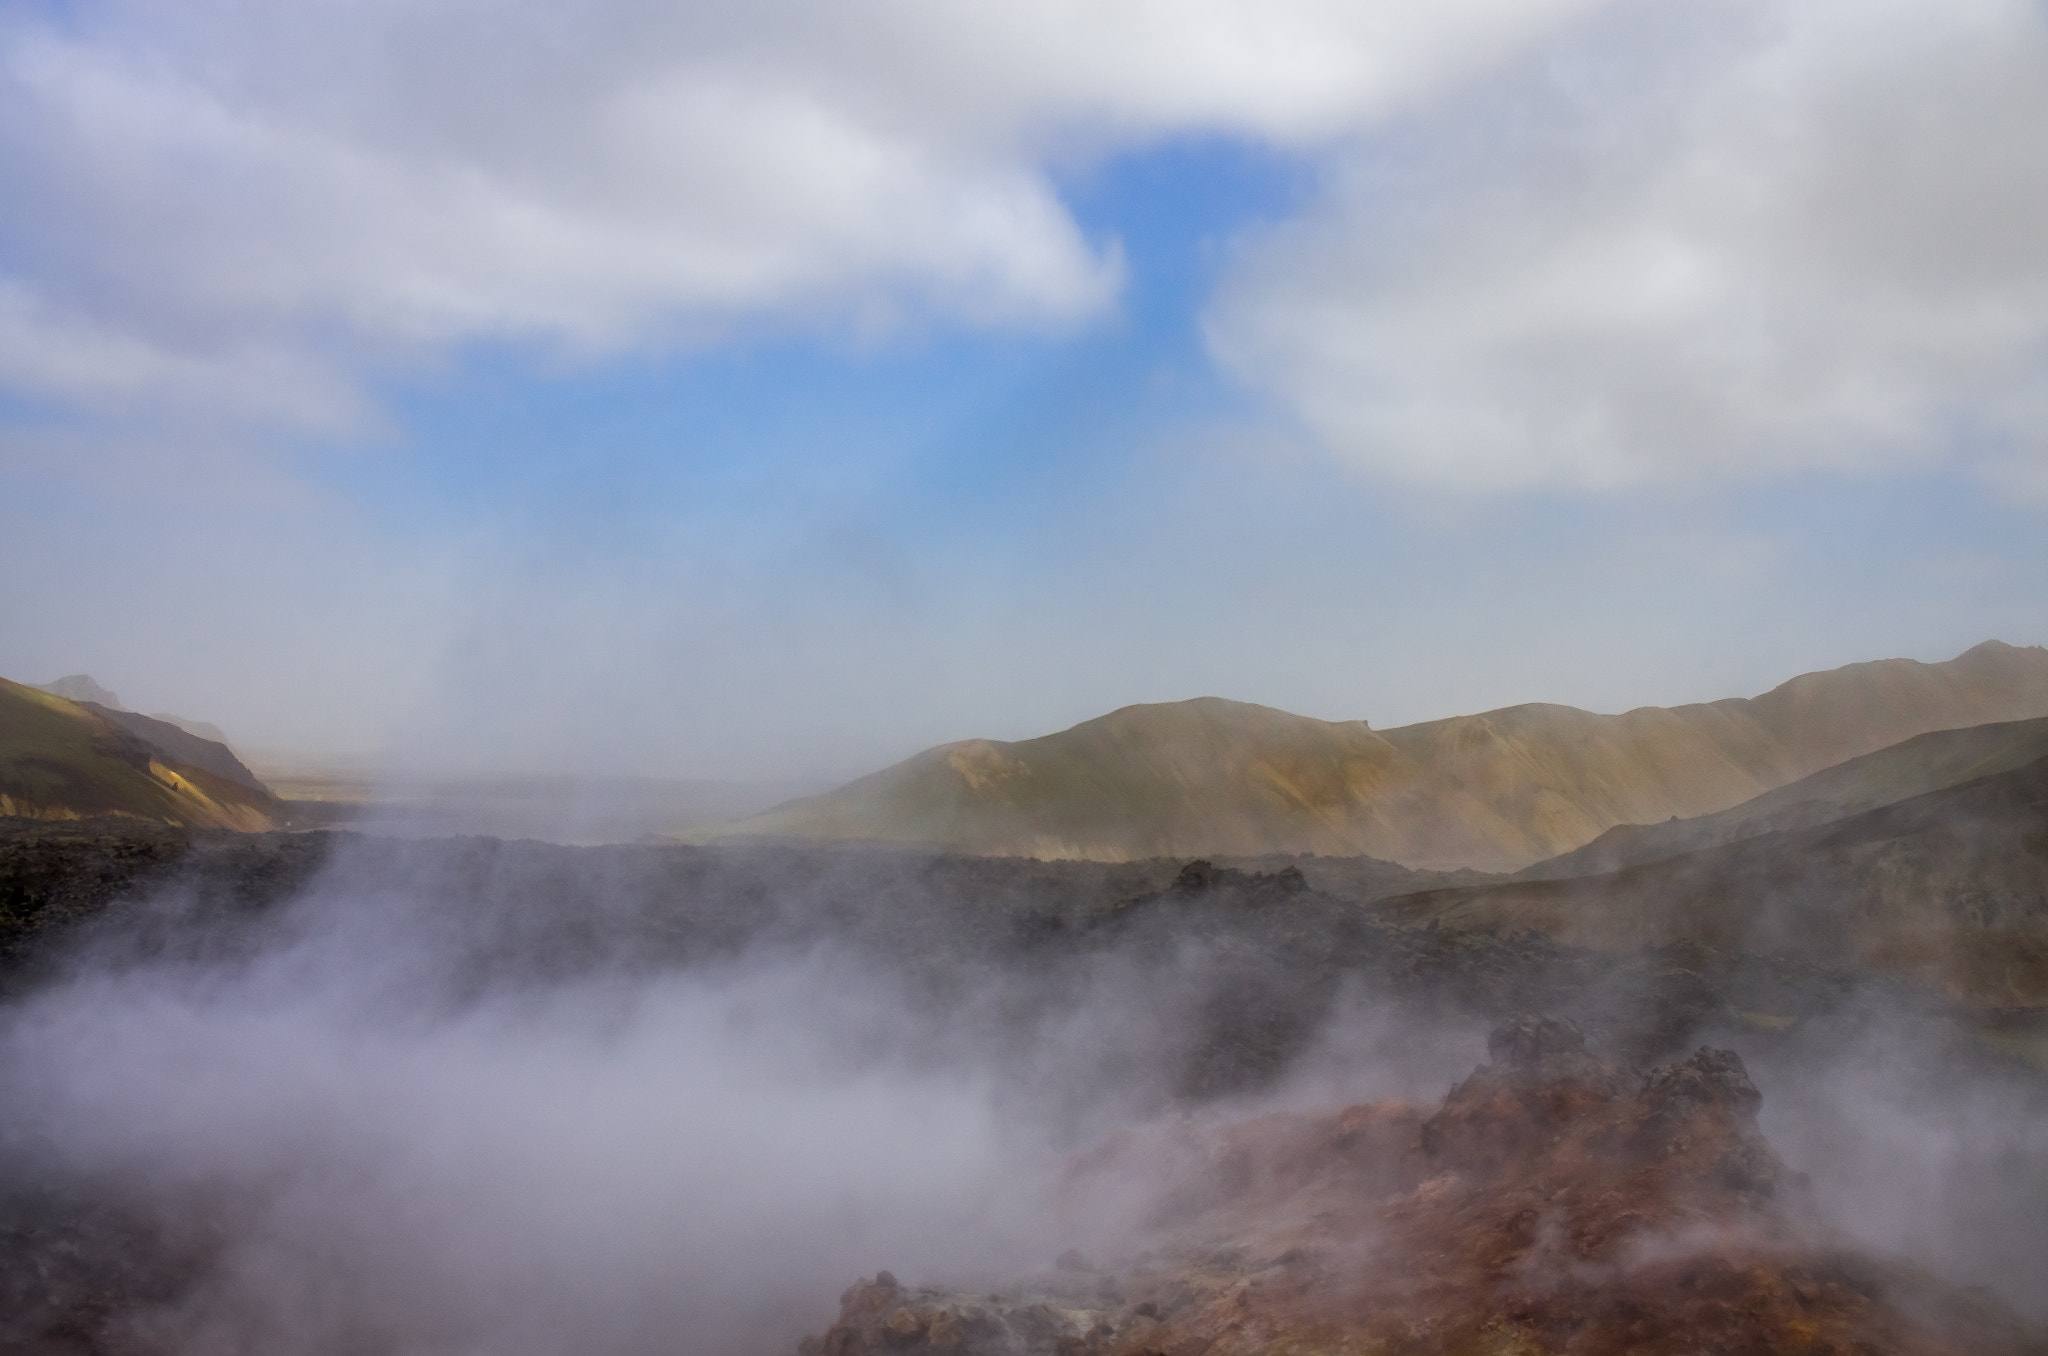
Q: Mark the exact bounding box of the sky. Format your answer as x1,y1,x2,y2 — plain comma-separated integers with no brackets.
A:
2,0,2047,782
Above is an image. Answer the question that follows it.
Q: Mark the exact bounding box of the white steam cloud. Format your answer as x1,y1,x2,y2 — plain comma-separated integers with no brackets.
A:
3,937,1045,1354
4,840,2048,1349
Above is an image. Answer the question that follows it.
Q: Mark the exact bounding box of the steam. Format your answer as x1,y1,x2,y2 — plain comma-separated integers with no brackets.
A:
3,833,2047,1352
0,853,1067,1355
0,837,1450,1354
1753,1005,2048,1318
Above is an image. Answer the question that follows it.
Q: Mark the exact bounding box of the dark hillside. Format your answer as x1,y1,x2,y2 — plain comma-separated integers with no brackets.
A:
0,821,1840,1077
1,816,2042,1354
1524,714,2048,879
83,704,267,792
1377,754,2048,1010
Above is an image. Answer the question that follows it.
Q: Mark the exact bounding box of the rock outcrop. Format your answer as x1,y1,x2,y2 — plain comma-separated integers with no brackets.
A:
802,1018,2046,1356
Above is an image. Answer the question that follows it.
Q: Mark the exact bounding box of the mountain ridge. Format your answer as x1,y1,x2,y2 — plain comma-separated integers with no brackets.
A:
80,704,267,793
699,640,2048,870
0,677,283,830
1520,713,2048,879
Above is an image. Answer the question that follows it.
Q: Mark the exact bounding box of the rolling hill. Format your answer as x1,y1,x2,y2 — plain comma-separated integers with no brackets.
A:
1521,713,2048,879
0,676,283,830
1370,751,2048,1010
699,640,2048,870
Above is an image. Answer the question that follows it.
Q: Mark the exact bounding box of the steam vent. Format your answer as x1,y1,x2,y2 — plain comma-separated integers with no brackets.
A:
802,1018,2045,1356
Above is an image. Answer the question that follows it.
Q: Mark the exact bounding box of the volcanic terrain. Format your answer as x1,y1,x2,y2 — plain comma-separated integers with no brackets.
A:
1,642,2046,1356
805,1018,2043,1356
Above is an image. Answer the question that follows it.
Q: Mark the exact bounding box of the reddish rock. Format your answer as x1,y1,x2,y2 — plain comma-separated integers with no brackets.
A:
799,1020,2047,1356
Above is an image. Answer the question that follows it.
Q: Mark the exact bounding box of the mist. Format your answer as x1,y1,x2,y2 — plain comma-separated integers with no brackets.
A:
4,962,1027,1354
4,832,2047,1353
0,837,1464,1354
1753,1003,2048,1316
1,859,1038,1355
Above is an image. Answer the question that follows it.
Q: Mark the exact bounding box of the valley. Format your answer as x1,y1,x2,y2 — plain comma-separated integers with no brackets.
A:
2,644,2046,1355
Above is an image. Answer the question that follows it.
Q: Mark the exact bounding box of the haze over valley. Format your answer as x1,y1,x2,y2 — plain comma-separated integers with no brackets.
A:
8,636,2048,1352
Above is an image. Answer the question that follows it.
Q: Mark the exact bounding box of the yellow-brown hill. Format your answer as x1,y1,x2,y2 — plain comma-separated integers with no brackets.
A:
701,640,2048,870
0,676,283,831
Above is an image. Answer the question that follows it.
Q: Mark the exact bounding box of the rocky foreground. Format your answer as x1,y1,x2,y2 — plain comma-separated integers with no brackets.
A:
2,822,2044,1354
805,1018,2044,1356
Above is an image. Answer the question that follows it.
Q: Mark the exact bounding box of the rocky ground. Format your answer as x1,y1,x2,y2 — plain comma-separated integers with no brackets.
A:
0,819,2042,1354
804,1018,2046,1356
0,820,1867,1071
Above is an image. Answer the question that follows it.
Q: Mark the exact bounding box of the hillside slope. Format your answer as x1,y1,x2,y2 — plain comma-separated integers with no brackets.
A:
82,704,267,792
705,641,2048,870
1523,714,2048,879
0,677,282,830
1373,753,2048,1009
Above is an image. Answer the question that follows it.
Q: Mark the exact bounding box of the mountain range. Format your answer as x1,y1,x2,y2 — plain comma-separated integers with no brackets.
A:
11,643,2048,865
700,640,2048,870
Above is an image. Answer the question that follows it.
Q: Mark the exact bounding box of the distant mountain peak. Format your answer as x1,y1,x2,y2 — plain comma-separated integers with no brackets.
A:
38,675,122,709
31,679,238,762
1955,637,2045,665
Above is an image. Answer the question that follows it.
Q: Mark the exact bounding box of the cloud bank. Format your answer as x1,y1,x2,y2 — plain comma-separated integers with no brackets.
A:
1207,0,2048,490
0,0,1600,436
9,0,2044,490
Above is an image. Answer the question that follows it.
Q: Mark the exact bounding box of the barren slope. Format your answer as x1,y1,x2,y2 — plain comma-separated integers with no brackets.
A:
0,677,283,831
707,641,2048,870
1524,714,2048,879
1374,753,2048,1010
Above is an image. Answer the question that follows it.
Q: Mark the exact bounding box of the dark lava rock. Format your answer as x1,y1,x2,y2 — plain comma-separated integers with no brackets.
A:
803,1275,1130,1356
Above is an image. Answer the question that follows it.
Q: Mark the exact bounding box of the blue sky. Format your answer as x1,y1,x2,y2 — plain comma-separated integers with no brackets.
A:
356,135,1300,536
2,0,2046,780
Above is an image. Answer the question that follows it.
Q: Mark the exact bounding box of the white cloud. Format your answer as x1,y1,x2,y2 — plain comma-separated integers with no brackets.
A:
24,0,2038,495
0,0,1604,442
0,278,360,430
1207,0,2048,490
